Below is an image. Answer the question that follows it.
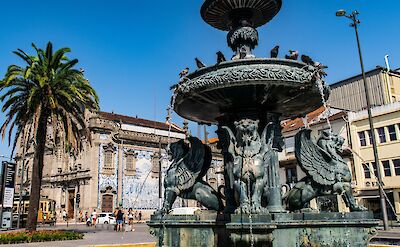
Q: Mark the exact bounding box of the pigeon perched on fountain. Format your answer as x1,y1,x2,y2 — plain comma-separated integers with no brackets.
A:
285,50,299,60
270,45,279,58
179,67,189,78
195,58,206,69
216,51,226,64
301,55,314,65
314,62,328,77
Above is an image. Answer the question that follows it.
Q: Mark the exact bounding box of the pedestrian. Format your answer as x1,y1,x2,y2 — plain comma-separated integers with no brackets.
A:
85,212,90,226
134,211,138,221
138,211,142,222
113,208,119,231
92,209,97,226
62,209,67,222
116,209,124,232
128,208,135,232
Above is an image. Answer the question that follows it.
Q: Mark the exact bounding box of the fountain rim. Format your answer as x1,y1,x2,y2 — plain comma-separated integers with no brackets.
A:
177,58,312,84
171,58,327,125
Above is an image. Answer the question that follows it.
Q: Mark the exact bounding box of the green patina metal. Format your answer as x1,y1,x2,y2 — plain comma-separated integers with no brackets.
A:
147,0,379,246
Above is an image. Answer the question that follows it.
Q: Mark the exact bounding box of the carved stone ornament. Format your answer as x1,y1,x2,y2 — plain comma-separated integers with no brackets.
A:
103,142,116,152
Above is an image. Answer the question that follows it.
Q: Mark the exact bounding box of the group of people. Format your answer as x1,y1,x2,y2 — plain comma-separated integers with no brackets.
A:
59,208,143,230
114,208,142,232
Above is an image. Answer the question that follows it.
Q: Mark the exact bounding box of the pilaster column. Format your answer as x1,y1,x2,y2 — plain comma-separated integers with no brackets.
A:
117,143,123,206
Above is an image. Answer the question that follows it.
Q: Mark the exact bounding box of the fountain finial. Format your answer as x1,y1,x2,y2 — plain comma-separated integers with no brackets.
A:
201,0,282,58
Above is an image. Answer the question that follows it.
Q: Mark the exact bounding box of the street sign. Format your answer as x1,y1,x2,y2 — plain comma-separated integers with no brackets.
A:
0,162,4,205
2,162,16,208
1,211,11,228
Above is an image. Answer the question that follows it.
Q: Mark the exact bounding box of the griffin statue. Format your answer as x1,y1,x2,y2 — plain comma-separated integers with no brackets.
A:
158,137,223,214
222,119,275,214
284,129,367,212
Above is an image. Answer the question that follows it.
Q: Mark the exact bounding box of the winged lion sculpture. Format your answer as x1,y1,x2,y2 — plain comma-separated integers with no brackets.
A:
284,129,366,212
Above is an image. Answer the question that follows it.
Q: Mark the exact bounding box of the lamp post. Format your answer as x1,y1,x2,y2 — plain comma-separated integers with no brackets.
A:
336,9,389,230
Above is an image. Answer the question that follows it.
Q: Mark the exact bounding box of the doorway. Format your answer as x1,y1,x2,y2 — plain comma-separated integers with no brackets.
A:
67,189,75,219
102,194,113,212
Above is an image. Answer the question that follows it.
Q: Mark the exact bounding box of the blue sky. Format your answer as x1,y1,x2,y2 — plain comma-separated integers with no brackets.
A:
1,0,400,157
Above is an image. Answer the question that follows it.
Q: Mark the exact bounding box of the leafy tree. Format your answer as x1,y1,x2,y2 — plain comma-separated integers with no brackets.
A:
0,42,99,231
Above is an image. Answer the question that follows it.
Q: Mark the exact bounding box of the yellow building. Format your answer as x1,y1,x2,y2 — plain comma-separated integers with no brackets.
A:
349,102,400,220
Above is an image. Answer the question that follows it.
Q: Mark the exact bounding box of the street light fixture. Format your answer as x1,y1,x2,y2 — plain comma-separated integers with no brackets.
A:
336,9,389,230
335,9,346,17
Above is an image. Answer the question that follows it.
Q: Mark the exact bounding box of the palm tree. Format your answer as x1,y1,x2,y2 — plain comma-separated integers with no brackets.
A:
0,42,99,231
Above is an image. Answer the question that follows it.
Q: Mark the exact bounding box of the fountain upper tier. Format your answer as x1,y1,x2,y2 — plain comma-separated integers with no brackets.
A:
172,58,329,124
201,0,282,31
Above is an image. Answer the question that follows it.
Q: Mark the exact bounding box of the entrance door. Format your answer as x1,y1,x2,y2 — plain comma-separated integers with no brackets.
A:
67,189,75,219
102,195,113,212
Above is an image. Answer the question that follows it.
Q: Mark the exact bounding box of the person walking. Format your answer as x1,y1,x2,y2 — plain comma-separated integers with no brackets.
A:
128,208,135,232
91,209,97,226
116,209,124,232
138,211,142,222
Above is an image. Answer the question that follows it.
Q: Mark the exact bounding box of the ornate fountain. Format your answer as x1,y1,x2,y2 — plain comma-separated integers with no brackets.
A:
148,1,378,246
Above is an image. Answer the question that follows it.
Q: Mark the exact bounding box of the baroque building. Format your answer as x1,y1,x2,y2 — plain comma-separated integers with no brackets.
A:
14,111,187,219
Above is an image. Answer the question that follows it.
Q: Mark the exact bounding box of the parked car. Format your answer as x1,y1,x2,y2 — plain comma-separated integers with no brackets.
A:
97,213,116,224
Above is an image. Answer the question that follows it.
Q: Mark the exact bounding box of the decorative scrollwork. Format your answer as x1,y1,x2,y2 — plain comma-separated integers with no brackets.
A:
175,65,314,94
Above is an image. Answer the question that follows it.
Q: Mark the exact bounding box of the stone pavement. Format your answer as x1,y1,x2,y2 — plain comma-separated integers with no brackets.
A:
2,224,400,247
4,224,155,247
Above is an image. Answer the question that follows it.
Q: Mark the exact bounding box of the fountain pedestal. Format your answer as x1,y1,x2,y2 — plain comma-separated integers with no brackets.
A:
148,212,230,247
148,212,378,247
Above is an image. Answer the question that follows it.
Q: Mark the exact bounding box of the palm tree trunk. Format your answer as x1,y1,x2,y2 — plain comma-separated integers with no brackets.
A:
26,111,48,232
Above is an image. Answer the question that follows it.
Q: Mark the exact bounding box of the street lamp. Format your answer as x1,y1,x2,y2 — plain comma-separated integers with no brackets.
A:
336,9,389,230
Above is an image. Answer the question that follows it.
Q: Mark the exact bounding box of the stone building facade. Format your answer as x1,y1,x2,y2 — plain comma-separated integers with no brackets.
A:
14,112,192,219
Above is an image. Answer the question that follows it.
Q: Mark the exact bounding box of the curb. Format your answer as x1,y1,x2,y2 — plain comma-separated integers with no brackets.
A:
89,243,156,247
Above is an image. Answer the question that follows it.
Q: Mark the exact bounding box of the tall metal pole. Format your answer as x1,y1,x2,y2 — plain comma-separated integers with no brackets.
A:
16,158,25,229
348,11,389,230
158,137,162,200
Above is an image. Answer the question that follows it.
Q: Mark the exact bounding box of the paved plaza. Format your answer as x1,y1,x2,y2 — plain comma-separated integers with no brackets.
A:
4,224,155,247
1,224,400,247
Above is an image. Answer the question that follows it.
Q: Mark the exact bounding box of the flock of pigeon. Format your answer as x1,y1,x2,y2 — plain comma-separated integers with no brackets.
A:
179,46,326,78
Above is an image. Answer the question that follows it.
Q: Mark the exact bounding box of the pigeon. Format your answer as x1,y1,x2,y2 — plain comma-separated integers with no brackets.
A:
270,45,279,58
216,51,226,64
195,58,206,69
301,55,314,65
314,62,328,70
285,50,299,60
179,67,189,78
